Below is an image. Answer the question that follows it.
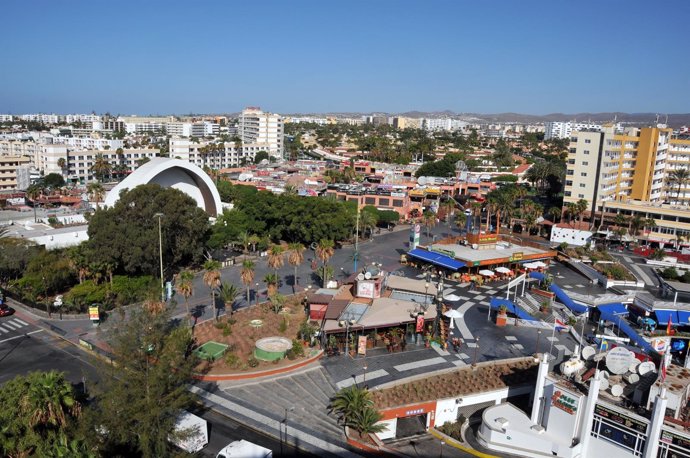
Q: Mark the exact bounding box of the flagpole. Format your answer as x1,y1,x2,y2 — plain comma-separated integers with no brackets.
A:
548,318,556,358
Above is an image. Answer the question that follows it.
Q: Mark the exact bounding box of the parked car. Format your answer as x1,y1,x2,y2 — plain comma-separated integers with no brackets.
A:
0,305,15,317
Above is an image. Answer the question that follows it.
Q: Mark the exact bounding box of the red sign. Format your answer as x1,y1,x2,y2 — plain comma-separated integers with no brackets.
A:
416,315,425,333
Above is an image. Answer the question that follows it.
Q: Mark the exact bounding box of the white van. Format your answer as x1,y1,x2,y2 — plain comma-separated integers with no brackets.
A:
170,411,209,453
217,439,272,458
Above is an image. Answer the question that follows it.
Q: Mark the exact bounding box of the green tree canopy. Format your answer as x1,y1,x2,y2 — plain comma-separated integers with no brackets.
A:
253,151,270,164
86,184,210,276
43,173,66,188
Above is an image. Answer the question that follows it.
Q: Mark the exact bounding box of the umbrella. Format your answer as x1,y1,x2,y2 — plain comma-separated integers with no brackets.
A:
479,269,495,277
523,262,538,269
495,267,511,274
443,293,462,301
532,261,547,268
444,309,464,329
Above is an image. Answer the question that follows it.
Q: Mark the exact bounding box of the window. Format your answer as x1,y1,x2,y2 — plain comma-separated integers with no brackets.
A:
585,139,591,144
580,183,586,188
566,180,573,186
392,199,403,207
582,161,589,166
578,194,585,198
365,197,375,205
565,191,572,196
379,198,390,206
581,172,587,177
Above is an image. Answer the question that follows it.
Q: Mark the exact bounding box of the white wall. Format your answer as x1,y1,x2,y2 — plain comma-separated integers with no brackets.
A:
550,227,593,247
374,419,397,440
28,228,88,249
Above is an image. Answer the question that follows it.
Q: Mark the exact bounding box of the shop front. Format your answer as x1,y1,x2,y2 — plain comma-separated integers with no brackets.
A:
375,401,437,441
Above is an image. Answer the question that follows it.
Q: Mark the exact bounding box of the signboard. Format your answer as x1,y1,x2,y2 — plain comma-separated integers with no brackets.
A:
551,390,578,415
357,335,367,356
357,281,375,299
661,429,690,448
478,234,498,243
650,337,670,354
89,306,99,321
510,252,523,262
410,224,421,250
594,404,647,434
431,247,455,258
416,314,425,333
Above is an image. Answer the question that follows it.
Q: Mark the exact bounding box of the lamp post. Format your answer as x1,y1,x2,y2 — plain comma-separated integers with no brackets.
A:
339,319,356,357
153,213,164,302
255,283,259,306
424,282,430,310
536,330,542,354
472,336,480,366
440,440,445,458
280,406,295,456
363,363,368,388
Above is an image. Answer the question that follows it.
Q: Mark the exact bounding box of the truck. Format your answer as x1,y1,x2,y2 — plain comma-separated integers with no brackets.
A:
216,439,273,458
170,411,208,453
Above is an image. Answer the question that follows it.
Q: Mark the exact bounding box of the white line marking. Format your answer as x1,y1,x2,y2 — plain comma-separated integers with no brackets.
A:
336,369,389,389
0,329,43,344
12,318,29,326
0,326,9,334
1,321,20,330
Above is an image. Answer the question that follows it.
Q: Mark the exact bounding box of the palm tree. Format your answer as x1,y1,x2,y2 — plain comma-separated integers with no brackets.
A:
576,198,589,225
454,212,467,233
263,273,279,298
358,210,377,240
26,183,44,223
203,259,222,319
241,259,255,303
175,270,194,326
219,282,240,316
267,244,285,277
90,153,112,182
422,210,436,239
667,168,690,201
316,239,335,288
547,207,561,223
287,242,305,292
441,198,455,231
57,157,66,170
329,385,386,435
20,371,81,429
87,182,105,209
248,234,261,253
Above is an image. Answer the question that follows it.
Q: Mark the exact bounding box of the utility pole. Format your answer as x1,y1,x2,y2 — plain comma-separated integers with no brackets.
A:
354,206,360,273
154,213,165,302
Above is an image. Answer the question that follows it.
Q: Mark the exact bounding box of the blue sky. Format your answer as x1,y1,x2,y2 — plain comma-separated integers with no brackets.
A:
2,0,689,115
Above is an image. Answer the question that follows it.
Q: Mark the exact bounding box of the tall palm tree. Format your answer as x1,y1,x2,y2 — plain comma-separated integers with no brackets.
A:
576,198,589,225
267,244,285,277
547,207,561,223
87,182,105,209
358,210,377,240
241,259,255,303
454,212,467,233
90,153,112,182
668,168,690,201
219,282,240,316
316,239,335,288
175,270,194,326
26,183,44,223
287,242,305,292
422,210,436,239
441,199,455,232
203,259,222,319
263,273,279,298
20,371,81,429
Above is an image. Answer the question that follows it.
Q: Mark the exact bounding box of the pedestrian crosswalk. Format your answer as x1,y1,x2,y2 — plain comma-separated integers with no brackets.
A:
0,318,30,334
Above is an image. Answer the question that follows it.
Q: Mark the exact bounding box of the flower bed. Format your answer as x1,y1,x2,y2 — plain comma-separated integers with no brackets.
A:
593,262,636,281
193,295,311,375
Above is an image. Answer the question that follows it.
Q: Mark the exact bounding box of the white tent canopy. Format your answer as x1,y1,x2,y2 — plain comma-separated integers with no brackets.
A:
479,269,495,276
495,267,512,274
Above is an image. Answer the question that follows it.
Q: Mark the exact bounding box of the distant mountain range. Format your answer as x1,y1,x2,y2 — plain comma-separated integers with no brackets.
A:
282,111,690,127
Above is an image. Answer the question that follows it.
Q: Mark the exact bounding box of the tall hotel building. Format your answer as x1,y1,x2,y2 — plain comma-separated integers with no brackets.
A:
564,125,690,246
238,107,284,159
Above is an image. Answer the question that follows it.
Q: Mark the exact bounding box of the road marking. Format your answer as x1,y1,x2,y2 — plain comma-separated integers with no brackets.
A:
9,319,27,328
505,336,518,341
0,329,43,344
0,326,9,333
336,369,389,389
2,321,20,330
12,318,29,326
628,263,654,286
455,301,476,340
394,356,447,372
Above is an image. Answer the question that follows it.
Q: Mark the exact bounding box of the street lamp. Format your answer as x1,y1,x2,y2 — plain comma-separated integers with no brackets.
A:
280,406,295,456
440,440,445,458
536,330,542,354
255,283,260,306
339,318,356,356
363,363,368,388
153,213,164,302
424,282,430,310
473,336,480,366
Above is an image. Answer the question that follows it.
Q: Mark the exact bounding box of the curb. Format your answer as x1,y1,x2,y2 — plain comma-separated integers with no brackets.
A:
429,427,498,458
192,350,324,381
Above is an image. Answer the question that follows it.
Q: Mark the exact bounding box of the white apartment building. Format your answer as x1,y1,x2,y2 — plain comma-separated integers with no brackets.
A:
167,122,193,137
421,118,467,132
63,114,101,124
19,114,60,124
48,136,124,151
170,138,271,169
65,148,159,183
545,121,603,140
119,116,174,134
0,115,13,122
0,156,31,191
239,107,284,158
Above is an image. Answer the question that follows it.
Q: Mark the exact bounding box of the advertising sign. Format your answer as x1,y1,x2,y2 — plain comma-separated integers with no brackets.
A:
650,337,670,354
357,335,367,356
89,306,99,321
510,252,523,262
551,390,578,415
594,404,647,434
431,247,456,258
661,429,690,448
410,224,421,250
357,281,375,299
416,314,425,333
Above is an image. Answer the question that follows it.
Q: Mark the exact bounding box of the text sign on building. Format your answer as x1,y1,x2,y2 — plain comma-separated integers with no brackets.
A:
89,306,99,321
357,335,367,356
551,390,578,415
510,252,523,262
431,247,455,258
410,224,421,250
661,429,690,448
594,404,647,434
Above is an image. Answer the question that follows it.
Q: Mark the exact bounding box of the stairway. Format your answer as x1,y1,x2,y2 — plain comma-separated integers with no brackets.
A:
222,367,346,445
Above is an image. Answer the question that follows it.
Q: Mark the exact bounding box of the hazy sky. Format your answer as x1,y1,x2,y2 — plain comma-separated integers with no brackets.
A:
2,0,689,115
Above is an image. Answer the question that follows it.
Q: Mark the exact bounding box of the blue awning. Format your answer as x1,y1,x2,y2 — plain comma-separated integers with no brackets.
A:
678,311,690,326
529,271,546,281
598,303,628,316
407,249,464,271
655,310,680,325
490,297,537,321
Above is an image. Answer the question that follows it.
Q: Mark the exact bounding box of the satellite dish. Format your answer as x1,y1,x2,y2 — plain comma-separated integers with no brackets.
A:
606,347,633,375
624,373,640,384
364,272,372,280
418,176,428,185
628,359,640,373
638,361,656,375
610,384,624,397
601,370,610,380
599,378,610,391
357,273,365,281
582,346,596,361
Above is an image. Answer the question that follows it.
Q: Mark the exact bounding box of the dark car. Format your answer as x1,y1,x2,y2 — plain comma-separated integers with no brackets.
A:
0,306,15,317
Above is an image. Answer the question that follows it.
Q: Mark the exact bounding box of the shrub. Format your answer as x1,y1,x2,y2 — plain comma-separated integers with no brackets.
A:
279,317,288,333
109,275,157,306
681,271,690,284
438,421,464,441
222,326,232,337
291,339,305,357
661,267,679,280
225,353,240,368
285,349,296,360
247,357,259,368
63,280,109,312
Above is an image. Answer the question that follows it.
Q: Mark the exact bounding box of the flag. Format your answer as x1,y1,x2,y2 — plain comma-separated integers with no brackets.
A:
555,319,568,332
661,350,672,382
667,315,672,335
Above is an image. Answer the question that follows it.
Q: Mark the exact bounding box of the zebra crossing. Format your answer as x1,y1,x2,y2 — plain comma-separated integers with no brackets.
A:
0,317,31,336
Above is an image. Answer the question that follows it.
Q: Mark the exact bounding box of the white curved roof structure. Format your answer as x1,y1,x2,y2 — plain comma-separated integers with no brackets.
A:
104,158,222,216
